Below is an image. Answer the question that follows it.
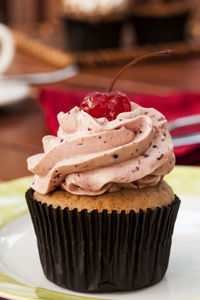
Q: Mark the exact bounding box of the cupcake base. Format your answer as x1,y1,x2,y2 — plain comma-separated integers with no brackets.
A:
131,2,189,45
26,188,180,293
132,13,189,45
62,17,124,52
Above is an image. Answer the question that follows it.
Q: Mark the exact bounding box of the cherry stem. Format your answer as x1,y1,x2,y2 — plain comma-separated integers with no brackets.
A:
108,49,174,92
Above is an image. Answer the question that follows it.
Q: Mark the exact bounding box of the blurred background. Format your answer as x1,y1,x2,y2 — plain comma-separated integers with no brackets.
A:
0,0,60,24
0,0,199,48
1,0,200,55
0,0,200,183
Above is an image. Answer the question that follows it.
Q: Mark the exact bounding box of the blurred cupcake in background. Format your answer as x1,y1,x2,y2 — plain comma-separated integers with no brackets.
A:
61,0,130,51
130,0,190,45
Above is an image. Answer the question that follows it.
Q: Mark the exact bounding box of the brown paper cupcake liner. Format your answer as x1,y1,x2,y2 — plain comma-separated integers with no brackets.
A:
62,17,124,52
26,188,180,293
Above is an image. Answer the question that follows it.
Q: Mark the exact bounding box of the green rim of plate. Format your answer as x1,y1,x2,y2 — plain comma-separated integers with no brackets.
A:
0,165,200,300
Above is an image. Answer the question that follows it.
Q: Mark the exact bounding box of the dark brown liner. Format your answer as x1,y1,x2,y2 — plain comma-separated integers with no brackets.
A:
131,12,189,45
62,18,124,52
26,188,180,293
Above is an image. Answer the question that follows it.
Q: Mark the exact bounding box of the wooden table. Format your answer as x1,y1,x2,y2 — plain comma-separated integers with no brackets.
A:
0,50,200,300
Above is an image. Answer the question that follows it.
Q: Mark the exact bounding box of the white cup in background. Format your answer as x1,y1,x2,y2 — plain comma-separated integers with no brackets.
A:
0,23,15,75
0,24,30,107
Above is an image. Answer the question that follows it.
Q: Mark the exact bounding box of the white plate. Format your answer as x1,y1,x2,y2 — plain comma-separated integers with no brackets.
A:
0,167,199,300
0,81,30,107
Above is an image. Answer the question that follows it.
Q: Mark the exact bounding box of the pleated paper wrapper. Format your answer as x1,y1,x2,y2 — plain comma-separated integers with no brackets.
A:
26,188,180,293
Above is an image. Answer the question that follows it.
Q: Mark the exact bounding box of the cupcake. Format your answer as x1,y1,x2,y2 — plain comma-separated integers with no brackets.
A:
61,0,129,51
26,52,180,293
130,0,190,45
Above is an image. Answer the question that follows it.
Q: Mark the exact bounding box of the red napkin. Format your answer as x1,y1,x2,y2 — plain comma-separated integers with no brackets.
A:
39,88,200,165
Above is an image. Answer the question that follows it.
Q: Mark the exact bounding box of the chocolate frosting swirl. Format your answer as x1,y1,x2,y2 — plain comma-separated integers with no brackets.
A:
28,103,175,195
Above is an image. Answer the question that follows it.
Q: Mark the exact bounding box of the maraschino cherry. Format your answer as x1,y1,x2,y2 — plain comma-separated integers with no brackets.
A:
80,90,131,121
80,50,173,121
